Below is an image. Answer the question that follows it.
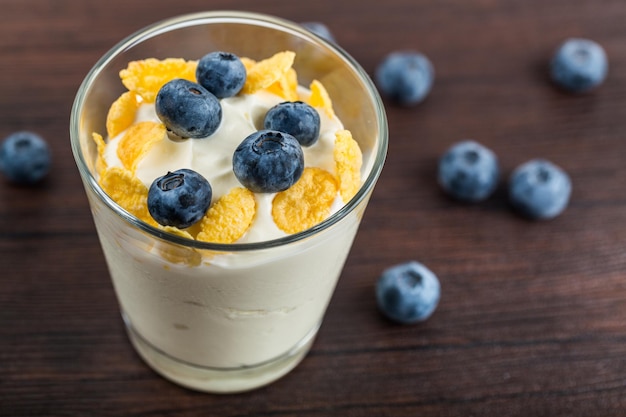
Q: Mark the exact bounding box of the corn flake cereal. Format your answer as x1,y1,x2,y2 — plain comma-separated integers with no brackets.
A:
308,80,335,118
272,168,338,234
197,187,256,244
154,227,201,266
106,91,139,138
98,167,157,226
92,132,107,177
117,121,166,173
266,67,299,101
334,129,362,203
241,51,296,95
120,58,197,102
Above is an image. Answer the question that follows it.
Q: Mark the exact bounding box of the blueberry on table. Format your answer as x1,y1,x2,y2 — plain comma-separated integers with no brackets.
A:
376,261,441,324
300,22,336,43
550,38,608,93
509,159,571,220
196,51,247,99
233,130,304,193
264,101,321,147
438,140,499,202
147,169,212,229
375,51,434,105
155,78,222,139
0,131,51,184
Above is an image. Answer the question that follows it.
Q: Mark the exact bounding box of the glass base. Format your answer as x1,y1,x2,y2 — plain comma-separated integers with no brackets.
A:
122,313,319,393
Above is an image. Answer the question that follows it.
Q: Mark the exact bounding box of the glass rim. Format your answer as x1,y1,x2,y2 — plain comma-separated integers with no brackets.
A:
70,10,388,252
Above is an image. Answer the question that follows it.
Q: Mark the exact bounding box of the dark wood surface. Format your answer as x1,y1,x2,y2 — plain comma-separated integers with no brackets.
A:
2,0,626,415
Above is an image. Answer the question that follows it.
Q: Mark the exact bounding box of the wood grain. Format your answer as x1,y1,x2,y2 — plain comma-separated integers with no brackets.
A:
2,0,626,415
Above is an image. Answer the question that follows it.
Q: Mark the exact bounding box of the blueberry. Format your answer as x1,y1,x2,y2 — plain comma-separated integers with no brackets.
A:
300,22,336,43
196,51,247,99
438,140,499,202
0,131,51,184
375,51,434,105
233,130,304,193
376,261,440,324
147,169,212,229
509,159,571,220
264,101,321,147
155,78,222,139
550,38,608,93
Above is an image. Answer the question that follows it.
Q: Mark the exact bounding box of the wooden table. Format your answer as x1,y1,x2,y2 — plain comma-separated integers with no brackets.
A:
2,0,626,415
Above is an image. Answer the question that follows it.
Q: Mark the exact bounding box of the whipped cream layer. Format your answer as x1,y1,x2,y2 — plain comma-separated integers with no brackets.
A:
103,89,345,243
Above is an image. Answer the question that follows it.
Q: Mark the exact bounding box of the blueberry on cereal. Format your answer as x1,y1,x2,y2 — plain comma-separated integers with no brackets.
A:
233,129,304,193
155,79,222,139
0,131,51,184
147,169,212,229
196,51,247,98
264,101,321,147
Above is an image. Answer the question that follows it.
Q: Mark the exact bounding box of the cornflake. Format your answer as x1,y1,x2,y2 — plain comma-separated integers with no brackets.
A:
117,121,166,173
308,80,335,118
92,132,107,177
334,129,363,203
106,91,139,138
196,187,256,244
241,51,296,95
98,167,157,226
120,58,197,103
272,168,338,234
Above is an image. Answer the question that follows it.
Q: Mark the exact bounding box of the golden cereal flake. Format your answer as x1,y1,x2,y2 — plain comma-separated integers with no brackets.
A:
266,67,299,101
308,79,335,118
272,168,338,234
334,129,363,203
98,167,157,226
196,187,256,244
154,227,202,267
117,121,166,173
119,58,198,102
241,51,296,95
240,56,257,72
92,132,107,177
106,91,139,138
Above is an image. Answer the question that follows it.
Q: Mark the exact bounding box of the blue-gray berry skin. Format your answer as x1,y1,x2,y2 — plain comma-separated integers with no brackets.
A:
509,159,571,220
196,51,247,99
0,131,51,184
376,261,441,324
300,22,336,43
438,140,499,202
147,169,212,229
155,79,222,139
375,51,434,105
264,101,321,147
550,38,608,93
233,130,304,193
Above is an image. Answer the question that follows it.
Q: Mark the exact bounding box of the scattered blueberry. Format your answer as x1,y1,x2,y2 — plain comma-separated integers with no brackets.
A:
375,51,434,105
376,261,441,324
0,131,51,184
438,140,499,202
300,22,336,43
264,101,321,147
196,51,247,99
147,169,212,229
233,130,304,193
509,159,571,220
550,38,608,93
155,78,222,139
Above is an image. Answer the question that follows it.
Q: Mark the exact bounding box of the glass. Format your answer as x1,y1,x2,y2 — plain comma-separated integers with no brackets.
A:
70,11,387,393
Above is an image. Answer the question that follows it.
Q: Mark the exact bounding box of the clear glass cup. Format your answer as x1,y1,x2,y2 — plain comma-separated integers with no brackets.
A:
70,11,387,393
